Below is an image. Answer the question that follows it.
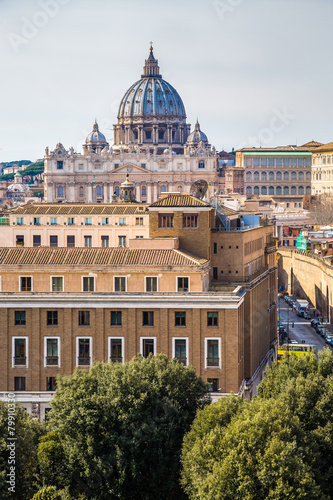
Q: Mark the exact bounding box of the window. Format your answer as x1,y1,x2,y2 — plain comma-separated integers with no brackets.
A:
101,236,109,248
141,337,155,357
50,235,58,247
284,186,289,195
269,186,274,196
253,171,259,181
84,217,92,225
57,161,63,170
14,377,25,391
111,311,122,326
32,235,41,247
118,218,126,226
261,186,267,195
177,277,189,292
183,213,198,228
207,312,218,326
67,235,75,248
146,131,151,140
283,171,289,181
45,338,59,366
114,277,126,292
198,161,205,168
298,186,304,195
16,235,24,246
84,236,92,248
77,338,91,366
118,236,126,247
206,338,220,368
33,217,41,225
51,276,63,292
78,311,90,326
159,130,164,140
15,311,26,325
207,378,219,392
57,186,64,197
16,217,24,225
46,377,57,391
254,186,259,195
50,217,58,225
47,311,58,326
20,276,32,292
261,171,267,181
79,186,84,197
141,164,146,169
96,185,102,197
269,171,274,181
159,213,174,228
276,171,282,181
276,186,282,195
102,217,109,225
213,267,218,280
173,338,187,366
291,186,297,195
213,242,217,255
136,217,144,225
13,338,27,366
83,277,95,292
291,171,297,181
67,217,75,225
142,311,154,326
142,186,146,197
175,311,186,326
161,185,166,193
109,338,123,363
146,277,157,292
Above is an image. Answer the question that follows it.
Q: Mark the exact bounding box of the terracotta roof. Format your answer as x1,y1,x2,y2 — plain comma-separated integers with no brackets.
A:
220,206,239,216
12,203,148,215
149,195,210,208
300,141,323,148
312,142,333,153
0,247,209,267
236,145,317,153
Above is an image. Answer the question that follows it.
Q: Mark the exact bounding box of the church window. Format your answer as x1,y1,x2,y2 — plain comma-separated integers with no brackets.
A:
79,186,84,197
57,161,63,170
159,131,164,140
134,131,138,140
146,131,152,140
57,186,64,197
142,186,146,197
198,161,205,169
96,185,102,197
161,185,166,193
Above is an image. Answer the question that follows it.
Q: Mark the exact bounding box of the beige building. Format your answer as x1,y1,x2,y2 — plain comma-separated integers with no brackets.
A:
44,47,220,204
311,142,333,196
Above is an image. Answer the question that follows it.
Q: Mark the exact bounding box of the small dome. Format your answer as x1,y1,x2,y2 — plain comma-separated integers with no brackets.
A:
163,148,176,155
187,120,208,143
86,121,107,145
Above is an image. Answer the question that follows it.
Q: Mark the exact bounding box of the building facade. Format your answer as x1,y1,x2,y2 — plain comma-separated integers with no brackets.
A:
311,142,333,196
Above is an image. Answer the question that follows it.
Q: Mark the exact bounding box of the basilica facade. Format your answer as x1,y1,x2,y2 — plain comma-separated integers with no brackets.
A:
44,47,220,204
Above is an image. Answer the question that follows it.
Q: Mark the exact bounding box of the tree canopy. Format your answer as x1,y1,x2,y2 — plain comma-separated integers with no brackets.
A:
181,349,333,500
41,355,209,500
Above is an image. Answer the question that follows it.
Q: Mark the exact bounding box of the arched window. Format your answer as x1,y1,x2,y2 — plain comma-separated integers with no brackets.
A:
276,186,282,195
57,185,63,197
291,171,297,180
269,186,274,195
246,171,252,181
284,186,289,195
261,186,267,195
283,171,289,181
298,186,304,195
306,171,311,180
269,171,274,181
291,186,296,195
253,171,259,181
298,171,304,181
161,185,166,193
96,185,102,197
79,186,84,197
261,172,267,181
306,186,311,195
276,171,282,180
254,186,259,195
246,186,252,195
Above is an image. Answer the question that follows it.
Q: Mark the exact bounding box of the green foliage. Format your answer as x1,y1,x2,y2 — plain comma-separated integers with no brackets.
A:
33,190,44,198
31,486,63,500
20,162,44,179
181,350,333,500
38,432,67,490
1,161,31,168
0,402,43,500
0,173,14,181
42,355,209,500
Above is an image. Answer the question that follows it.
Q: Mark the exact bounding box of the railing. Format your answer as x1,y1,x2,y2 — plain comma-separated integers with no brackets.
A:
110,356,123,363
13,356,26,366
78,356,90,366
46,356,59,366
206,357,220,367
210,265,270,285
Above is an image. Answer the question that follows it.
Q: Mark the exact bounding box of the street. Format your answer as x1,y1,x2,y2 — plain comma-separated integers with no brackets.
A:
278,297,329,352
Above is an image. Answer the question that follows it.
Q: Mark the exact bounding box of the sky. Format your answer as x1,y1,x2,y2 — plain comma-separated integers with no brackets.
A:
0,0,333,162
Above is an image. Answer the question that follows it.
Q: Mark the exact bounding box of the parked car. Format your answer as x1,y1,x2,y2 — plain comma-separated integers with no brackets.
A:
325,335,333,345
290,339,298,344
316,324,325,335
311,319,320,328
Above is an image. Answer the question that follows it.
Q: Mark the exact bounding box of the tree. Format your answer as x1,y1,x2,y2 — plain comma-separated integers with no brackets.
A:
42,355,209,500
181,350,333,500
0,401,43,500
31,486,63,500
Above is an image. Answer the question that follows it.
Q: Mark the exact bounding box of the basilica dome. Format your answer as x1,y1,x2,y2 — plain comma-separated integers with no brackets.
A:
113,46,190,153
86,121,107,145
186,120,208,144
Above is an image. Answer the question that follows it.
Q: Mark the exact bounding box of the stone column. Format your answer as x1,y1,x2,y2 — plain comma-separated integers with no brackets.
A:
109,183,114,201
69,182,75,202
87,183,92,203
153,125,158,144
153,183,158,202
135,183,141,202
104,183,108,203
147,182,152,204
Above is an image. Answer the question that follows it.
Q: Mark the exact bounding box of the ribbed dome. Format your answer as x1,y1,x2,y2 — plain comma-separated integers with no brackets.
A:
117,48,186,119
86,121,107,145
187,120,208,143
